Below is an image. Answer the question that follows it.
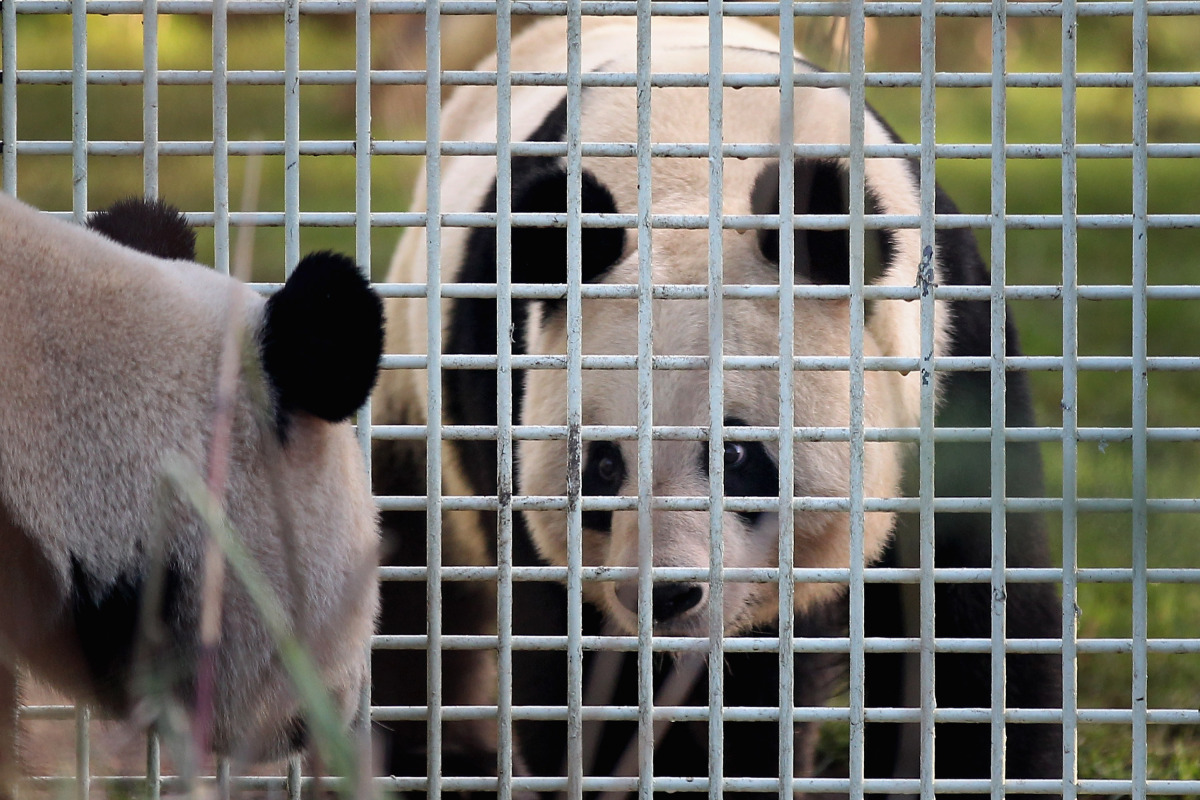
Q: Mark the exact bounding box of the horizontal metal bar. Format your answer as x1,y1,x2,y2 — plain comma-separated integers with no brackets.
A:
367,282,1200,302
374,494,1200,513
377,352,1200,373
11,0,1200,19
16,137,1200,161
15,67,1200,90
19,772,1200,795
368,704,1200,726
370,633,1200,656
370,423,1200,444
34,205,1200,230
374,565,1200,585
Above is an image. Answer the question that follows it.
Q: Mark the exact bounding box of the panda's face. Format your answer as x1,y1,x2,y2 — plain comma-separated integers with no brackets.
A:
519,262,905,636
511,38,932,636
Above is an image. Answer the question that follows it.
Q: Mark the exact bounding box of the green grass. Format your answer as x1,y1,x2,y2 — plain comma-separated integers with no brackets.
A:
9,9,1199,785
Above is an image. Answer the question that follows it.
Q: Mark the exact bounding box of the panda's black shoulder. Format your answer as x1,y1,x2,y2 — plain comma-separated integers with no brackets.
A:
88,197,197,261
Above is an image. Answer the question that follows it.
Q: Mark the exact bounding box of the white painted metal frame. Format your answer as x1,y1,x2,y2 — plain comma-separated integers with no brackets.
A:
3,1,1200,798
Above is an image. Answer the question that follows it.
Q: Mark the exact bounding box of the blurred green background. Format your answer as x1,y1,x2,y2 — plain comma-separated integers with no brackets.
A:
7,7,1199,786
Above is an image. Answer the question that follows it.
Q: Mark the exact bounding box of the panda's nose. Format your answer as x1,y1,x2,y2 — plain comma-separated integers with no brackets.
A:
615,582,705,622
653,583,704,622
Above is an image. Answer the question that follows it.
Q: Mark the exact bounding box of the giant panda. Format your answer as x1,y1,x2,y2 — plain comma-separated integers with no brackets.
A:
0,194,383,792
374,15,1061,792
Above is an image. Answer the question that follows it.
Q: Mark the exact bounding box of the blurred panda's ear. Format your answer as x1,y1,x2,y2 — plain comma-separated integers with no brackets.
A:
88,197,197,261
751,159,893,286
260,252,384,428
508,159,625,287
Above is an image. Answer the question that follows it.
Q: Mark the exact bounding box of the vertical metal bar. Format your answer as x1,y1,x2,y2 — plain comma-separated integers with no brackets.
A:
989,0,1009,796
2,0,18,193
353,33,373,798
705,6,726,800
145,731,161,800
283,0,300,272
212,0,230,275
71,0,87,218
847,0,868,792
142,0,159,198
775,2,796,797
353,20,374,789
494,0,515,795
75,706,89,800
917,0,938,794
353,27,375,789
634,2,655,798
354,0,371,290
564,1,585,795
287,753,302,800
1059,0,1080,796
424,0,444,793
71,2,89,786
1130,0,1150,797
216,757,231,800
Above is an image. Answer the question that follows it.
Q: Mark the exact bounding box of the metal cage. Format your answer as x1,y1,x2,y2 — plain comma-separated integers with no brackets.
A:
3,1,1200,797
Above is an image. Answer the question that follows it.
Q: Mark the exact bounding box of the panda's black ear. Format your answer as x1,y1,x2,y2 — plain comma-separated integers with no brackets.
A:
88,197,197,261
508,160,625,287
260,252,384,427
751,159,893,285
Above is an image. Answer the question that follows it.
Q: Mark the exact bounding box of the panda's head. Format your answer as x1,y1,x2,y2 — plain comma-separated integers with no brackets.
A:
510,27,942,637
0,195,382,763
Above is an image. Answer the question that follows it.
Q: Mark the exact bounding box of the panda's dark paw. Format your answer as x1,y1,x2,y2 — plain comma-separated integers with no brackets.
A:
87,197,197,261
261,251,384,428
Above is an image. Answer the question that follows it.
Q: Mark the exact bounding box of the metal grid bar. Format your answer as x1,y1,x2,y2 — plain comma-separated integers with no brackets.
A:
16,70,1200,91
141,0,158,197
494,0,516,797
1060,0,1080,793
776,0,798,796
988,0,1010,793
564,3,585,795
705,8,727,800
422,0,445,796
633,1,655,797
31,204,1200,230
1131,0,1152,795
847,0,868,790
283,0,299,272
1,0,14,191
8,0,1200,16
353,0,374,787
916,0,937,791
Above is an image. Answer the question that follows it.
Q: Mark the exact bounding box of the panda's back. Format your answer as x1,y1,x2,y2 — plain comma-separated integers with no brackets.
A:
0,192,259,587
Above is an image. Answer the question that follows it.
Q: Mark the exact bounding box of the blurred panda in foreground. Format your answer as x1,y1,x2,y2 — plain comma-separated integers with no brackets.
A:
0,194,383,795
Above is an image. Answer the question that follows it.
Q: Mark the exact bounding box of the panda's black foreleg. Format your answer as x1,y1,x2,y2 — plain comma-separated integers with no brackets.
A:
372,440,502,800
900,307,1063,792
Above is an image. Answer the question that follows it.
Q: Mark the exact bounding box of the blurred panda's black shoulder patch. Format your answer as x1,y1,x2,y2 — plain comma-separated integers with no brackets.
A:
87,197,197,261
261,252,384,436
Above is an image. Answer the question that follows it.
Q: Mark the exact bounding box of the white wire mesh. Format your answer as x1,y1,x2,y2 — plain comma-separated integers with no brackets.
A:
2,1,1200,798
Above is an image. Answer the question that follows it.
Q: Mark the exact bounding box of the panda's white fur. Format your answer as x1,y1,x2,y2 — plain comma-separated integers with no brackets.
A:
379,15,943,636
0,193,381,775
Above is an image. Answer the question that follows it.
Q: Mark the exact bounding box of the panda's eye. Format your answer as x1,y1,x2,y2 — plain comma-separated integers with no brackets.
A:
597,453,622,484
724,442,748,470
584,441,625,493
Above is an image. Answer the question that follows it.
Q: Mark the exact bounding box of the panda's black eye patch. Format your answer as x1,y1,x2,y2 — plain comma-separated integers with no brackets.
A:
700,418,779,526
751,158,894,287
583,441,625,533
